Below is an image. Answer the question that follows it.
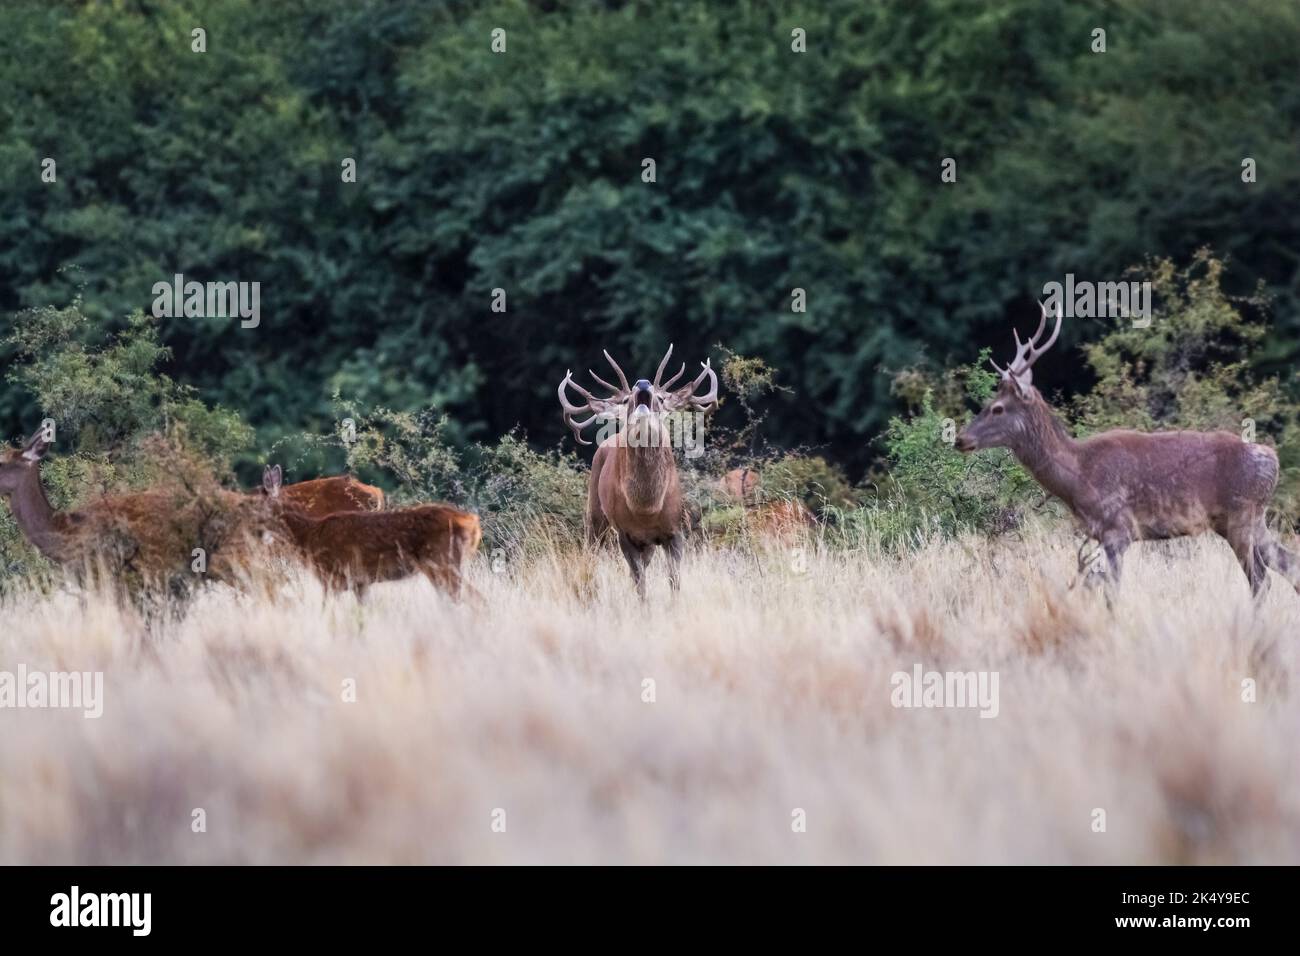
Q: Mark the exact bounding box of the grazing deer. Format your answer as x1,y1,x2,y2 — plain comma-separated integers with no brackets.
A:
717,467,817,539
955,303,1300,596
0,429,277,596
259,465,385,516
558,344,718,597
262,468,480,601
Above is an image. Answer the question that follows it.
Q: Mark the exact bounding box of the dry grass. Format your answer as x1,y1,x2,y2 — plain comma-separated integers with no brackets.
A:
2,530,1299,864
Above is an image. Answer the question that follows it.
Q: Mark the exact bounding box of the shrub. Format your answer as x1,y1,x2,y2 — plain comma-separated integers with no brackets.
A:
1,302,254,596
1072,251,1300,515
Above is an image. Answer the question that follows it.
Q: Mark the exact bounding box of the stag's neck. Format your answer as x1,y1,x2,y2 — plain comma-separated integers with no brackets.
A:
622,430,675,513
5,468,71,561
1009,396,1085,510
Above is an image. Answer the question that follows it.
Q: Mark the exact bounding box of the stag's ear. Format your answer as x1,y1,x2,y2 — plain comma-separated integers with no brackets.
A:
1005,372,1031,400
21,430,51,462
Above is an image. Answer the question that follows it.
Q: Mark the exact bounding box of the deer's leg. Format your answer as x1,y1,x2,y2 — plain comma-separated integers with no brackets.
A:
1254,527,1300,594
618,532,649,601
665,532,686,594
586,461,610,547
1103,539,1128,587
421,562,462,601
1085,534,1128,603
1224,518,1269,597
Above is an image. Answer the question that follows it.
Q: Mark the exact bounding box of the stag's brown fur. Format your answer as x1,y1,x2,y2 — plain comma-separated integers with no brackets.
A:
587,417,687,592
957,321,1300,596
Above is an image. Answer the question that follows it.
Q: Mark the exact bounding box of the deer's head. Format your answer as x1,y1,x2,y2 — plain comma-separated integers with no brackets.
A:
261,464,284,498
557,344,718,446
0,431,51,497
955,302,1062,453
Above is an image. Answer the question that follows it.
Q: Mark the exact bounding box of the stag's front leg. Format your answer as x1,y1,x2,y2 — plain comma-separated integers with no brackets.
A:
1079,534,1127,597
665,532,685,595
618,532,649,601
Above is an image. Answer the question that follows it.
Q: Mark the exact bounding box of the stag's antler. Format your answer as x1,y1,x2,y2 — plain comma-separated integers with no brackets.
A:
557,354,632,445
652,344,687,391
990,300,1062,387
663,358,718,412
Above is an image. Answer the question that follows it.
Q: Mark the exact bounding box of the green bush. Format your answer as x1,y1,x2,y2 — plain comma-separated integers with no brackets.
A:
1072,251,1300,516
1,302,253,594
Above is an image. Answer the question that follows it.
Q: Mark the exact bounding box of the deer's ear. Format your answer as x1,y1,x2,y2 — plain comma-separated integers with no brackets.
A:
21,431,51,462
262,465,281,494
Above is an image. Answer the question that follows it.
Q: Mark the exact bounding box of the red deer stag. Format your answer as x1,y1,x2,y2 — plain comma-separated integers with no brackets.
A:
955,303,1300,596
262,468,480,601
259,465,385,516
558,345,718,597
0,429,277,596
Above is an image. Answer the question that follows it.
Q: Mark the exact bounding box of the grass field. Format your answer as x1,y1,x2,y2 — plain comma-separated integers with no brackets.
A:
2,530,1298,864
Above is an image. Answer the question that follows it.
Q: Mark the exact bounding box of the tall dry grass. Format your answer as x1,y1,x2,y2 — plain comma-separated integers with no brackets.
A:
1,530,1298,864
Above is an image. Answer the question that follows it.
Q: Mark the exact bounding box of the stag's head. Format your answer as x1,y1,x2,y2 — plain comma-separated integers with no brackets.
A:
557,344,718,446
955,302,1062,453
0,431,51,496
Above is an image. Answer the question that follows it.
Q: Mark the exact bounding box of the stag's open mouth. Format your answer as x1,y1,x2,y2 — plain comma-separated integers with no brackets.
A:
633,389,653,417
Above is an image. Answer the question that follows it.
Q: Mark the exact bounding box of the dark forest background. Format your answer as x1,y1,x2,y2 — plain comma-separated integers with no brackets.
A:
2,0,1298,480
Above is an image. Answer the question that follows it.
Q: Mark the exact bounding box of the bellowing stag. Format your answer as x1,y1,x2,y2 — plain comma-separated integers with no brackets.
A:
955,303,1300,596
558,345,718,597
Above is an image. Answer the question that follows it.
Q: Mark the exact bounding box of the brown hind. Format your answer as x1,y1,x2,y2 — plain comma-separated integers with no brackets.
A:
259,464,384,516
263,468,480,601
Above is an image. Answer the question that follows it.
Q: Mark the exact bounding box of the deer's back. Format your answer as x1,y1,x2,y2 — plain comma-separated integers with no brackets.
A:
281,476,384,516
294,503,479,581
1078,430,1278,534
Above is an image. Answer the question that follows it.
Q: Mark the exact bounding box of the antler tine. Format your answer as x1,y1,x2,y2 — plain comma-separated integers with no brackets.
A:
603,350,631,392
588,369,621,394
652,343,674,389
676,359,718,411
557,371,596,445
1021,301,1062,371
564,371,614,405
659,362,687,391
1027,300,1049,346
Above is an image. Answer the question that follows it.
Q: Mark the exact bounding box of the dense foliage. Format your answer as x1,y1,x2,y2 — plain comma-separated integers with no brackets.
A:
3,0,1298,476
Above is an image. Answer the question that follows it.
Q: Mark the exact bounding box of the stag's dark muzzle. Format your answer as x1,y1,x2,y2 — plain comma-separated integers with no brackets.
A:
634,379,653,412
